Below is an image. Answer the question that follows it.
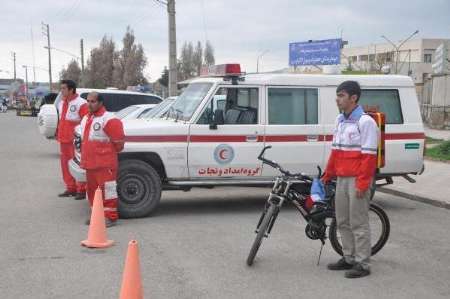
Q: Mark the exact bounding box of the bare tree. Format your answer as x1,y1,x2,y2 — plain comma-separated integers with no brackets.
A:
60,60,81,85
113,26,148,89
179,41,195,80
82,36,116,88
193,41,203,76
158,66,169,87
204,40,215,66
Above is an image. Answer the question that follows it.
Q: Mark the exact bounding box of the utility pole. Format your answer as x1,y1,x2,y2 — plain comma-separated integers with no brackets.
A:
22,65,29,100
167,0,178,96
11,52,16,80
80,38,85,72
31,26,36,84
42,22,52,90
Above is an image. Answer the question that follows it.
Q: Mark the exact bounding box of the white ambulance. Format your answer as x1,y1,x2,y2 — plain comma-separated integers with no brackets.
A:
70,64,425,218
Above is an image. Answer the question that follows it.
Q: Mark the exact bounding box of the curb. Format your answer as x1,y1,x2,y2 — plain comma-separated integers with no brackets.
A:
378,187,450,210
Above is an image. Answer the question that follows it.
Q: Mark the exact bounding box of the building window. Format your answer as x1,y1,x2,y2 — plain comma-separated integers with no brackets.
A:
424,54,432,63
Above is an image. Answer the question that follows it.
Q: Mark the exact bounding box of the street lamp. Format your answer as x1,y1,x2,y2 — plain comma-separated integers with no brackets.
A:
381,30,419,74
256,50,269,73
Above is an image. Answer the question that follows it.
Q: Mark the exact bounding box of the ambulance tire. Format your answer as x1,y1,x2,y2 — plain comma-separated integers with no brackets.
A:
118,159,162,218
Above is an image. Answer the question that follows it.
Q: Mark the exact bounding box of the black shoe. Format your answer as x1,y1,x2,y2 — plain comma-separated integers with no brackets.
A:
345,263,371,278
74,192,86,200
58,190,76,197
327,258,354,271
105,219,117,227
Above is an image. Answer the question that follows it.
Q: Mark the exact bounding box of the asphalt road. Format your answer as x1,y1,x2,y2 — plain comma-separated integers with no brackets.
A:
0,110,449,299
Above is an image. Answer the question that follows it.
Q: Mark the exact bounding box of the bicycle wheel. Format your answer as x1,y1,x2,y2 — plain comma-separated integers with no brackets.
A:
329,202,390,256
247,204,278,266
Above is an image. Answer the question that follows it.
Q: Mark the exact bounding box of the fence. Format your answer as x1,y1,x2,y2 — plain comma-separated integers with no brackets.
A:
421,103,450,129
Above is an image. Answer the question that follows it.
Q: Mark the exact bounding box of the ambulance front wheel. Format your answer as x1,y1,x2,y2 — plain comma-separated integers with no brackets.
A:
118,159,162,218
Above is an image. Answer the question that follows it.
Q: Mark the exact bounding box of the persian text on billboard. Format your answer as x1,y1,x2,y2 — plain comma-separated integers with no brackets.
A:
289,39,342,66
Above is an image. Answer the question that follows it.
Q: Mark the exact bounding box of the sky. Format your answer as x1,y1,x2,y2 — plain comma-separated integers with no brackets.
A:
1,0,449,83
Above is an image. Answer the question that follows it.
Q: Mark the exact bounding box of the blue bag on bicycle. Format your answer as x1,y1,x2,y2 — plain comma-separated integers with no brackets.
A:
310,178,325,202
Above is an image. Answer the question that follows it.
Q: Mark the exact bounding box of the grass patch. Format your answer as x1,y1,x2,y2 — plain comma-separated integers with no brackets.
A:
426,136,444,144
426,140,450,161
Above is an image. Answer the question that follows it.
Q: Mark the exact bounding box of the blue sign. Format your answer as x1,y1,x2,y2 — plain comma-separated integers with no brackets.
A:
289,39,342,66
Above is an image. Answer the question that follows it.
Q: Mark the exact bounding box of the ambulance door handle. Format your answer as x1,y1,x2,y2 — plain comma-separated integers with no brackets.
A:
246,135,258,142
307,135,319,142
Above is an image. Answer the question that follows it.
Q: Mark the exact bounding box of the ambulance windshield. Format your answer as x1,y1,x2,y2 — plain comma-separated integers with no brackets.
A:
168,83,213,121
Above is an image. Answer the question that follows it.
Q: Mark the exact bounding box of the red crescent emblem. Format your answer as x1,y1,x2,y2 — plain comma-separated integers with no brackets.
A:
219,149,228,160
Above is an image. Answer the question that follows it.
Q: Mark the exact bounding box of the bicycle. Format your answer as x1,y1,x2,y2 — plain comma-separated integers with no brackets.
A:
246,146,390,266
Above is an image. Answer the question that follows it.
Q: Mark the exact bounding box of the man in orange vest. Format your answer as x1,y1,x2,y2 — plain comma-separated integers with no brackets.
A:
80,92,125,227
57,80,88,199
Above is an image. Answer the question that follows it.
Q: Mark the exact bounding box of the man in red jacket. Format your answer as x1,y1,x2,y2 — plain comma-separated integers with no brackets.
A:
57,80,88,199
322,81,379,278
80,92,124,227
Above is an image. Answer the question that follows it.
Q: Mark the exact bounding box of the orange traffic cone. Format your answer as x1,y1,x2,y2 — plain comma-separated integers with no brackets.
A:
81,188,114,248
119,240,143,299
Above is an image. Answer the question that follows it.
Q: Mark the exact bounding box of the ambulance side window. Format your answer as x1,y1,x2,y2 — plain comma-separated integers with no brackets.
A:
359,89,403,124
268,88,318,125
197,87,259,125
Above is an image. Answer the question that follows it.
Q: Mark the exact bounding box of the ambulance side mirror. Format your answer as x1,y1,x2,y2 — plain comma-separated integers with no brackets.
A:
210,109,224,130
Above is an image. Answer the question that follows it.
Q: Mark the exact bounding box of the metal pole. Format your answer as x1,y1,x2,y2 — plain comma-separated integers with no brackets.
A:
408,49,411,76
31,26,36,84
80,39,85,72
167,0,178,96
11,52,16,80
23,65,29,100
256,50,269,73
42,22,52,91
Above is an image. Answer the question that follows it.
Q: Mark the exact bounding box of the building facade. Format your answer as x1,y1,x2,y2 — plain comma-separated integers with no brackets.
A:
342,38,450,84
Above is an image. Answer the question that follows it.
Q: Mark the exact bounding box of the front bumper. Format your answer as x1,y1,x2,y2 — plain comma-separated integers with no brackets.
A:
68,158,86,182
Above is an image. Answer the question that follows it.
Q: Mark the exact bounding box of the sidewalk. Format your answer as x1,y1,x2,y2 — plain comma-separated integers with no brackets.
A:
424,125,450,141
379,160,450,209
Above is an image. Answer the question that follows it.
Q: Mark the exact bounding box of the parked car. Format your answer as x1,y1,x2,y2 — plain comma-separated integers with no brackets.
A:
139,97,177,119
116,104,158,120
37,89,162,139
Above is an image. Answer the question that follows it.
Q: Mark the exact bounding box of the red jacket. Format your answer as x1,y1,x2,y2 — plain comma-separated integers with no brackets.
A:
323,105,379,192
80,106,125,170
57,93,88,143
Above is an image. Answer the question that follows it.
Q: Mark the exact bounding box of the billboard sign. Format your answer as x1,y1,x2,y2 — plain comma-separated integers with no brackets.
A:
289,39,342,66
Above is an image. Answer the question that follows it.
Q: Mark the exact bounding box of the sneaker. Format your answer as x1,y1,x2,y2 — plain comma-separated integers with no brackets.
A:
327,258,354,271
105,219,117,227
345,263,371,278
74,193,86,200
58,190,76,197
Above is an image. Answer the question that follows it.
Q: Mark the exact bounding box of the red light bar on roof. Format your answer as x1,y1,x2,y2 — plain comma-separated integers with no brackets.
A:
200,64,242,77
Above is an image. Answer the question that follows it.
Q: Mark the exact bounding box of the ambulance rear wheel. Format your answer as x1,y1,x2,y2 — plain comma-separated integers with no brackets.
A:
118,159,162,218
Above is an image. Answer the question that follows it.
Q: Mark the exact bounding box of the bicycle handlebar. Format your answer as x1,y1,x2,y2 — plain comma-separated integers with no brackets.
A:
258,145,315,181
